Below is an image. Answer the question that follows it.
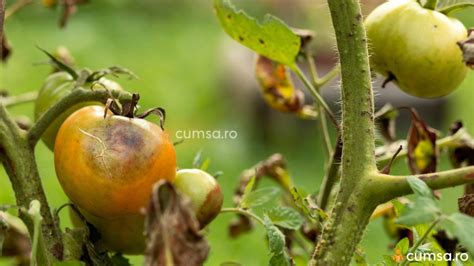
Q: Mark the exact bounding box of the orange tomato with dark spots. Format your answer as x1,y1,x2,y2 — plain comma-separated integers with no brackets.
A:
54,105,177,218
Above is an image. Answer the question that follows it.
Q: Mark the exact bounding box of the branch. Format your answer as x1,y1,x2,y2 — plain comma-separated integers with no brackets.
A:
28,88,132,146
317,136,342,210
375,166,474,201
0,0,4,46
0,91,38,107
5,0,32,19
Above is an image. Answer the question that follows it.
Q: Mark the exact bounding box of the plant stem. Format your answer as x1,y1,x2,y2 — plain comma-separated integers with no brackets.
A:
5,0,32,19
317,136,342,210
0,91,38,107
220,208,265,225
423,0,438,10
0,0,4,45
293,65,338,127
374,166,474,201
28,88,131,146
400,217,442,266
311,0,377,264
0,104,62,261
305,52,334,158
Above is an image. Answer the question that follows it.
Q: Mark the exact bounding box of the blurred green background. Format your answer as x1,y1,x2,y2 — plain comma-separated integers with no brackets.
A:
0,0,473,265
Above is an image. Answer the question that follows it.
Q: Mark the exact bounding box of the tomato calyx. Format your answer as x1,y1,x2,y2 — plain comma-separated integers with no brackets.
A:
381,72,397,88
104,93,166,129
39,47,137,89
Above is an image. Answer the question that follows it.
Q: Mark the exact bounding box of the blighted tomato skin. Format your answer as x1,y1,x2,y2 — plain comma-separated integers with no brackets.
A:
174,169,224,228
34,72,122,150
70,208,145,254
54,106,177,218
365,0,468,98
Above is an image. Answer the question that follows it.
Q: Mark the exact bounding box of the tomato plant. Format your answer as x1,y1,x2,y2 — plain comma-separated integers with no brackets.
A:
1,0,474,265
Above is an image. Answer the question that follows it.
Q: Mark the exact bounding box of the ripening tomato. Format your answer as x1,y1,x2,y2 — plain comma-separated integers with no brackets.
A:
34,72,122,150
365,0,468,98
54,106,177,218
174,169,223,228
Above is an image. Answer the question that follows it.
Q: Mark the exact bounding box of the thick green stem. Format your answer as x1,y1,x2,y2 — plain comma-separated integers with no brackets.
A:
0,104,63,261
312,0,377,264
374,166,474,201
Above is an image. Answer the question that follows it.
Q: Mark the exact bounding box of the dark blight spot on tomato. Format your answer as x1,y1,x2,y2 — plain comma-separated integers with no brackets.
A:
238,35,244,41
259,38,265,45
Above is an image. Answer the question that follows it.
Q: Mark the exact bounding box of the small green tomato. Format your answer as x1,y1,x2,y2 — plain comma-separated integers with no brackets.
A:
174,169,223,228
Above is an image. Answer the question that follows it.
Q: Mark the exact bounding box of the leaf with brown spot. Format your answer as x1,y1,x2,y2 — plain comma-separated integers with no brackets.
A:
448,121,474,168
406,109,438,175
255,55,317,118
457,28,474,68
145,181,209,266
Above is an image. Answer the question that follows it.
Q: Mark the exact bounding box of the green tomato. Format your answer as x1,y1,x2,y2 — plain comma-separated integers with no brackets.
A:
34,72,122,150
174,169,223,228
365,0,468,98
69,207,145,254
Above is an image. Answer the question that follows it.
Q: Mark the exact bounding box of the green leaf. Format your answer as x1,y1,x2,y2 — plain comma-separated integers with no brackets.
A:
263,216,291,266
395,237,410,254
239,175,256,208
437,0,474,14
240,187,280,209
265,207,304,230
382,255,397,266
406,176,434,198
441,213,474,255
396,197,440,226
213,0,301,67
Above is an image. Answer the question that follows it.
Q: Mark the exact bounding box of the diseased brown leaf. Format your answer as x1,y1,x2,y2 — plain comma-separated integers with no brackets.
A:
448,121,474,168
458,194,474,217
255,55,317,118
406,109,438,175
145,181,209,266
457,29,474,68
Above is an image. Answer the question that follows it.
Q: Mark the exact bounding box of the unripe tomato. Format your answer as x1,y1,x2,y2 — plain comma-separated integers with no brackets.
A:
70,208,145,254
34,72,122,150
174,169,223,228
54,106,177,218
365,0,468,98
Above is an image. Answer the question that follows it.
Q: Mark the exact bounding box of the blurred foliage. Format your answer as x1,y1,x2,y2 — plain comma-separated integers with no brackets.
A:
0,0,473,265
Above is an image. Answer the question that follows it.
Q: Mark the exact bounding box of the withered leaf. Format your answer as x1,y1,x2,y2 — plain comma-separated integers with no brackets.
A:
255,55,316,118
375,104,399,143
145,181,209,266
458,194,474,217
457,29,474,68
448,121,474,168
406,109,438,174
1,34,12,62
59,0,88,28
